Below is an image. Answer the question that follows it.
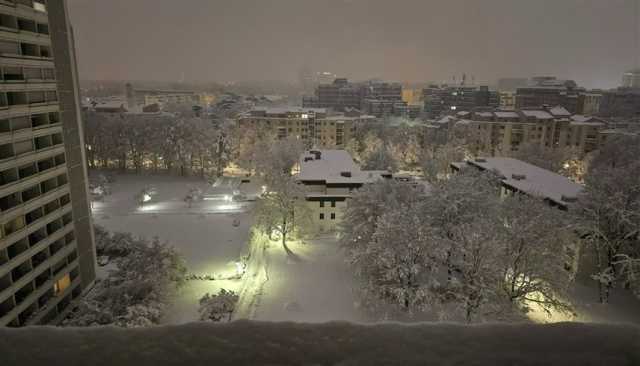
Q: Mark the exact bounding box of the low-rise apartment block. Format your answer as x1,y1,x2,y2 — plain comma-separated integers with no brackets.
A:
237,107,376,148
451,157,583,210
427,106,609,156
297,150,391,233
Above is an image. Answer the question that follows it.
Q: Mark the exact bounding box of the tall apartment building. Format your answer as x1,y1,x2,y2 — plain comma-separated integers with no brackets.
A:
302,78,413,118
622,69,640,88
515,77,582,114
423,84,499,118
599,87,640,118
0,0,96,326
577,92,602,115
303,78,361,111
237,107,376,148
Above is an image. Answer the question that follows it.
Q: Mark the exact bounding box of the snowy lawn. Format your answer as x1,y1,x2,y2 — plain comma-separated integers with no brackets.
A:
253,236,365,323
91,173,255,324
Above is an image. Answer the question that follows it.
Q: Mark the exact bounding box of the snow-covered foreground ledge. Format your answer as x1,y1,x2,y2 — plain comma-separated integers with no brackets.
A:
1,321,639,365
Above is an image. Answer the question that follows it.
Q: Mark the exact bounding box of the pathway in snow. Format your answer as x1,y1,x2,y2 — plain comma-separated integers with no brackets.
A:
91,173,256,324
252,237,365,323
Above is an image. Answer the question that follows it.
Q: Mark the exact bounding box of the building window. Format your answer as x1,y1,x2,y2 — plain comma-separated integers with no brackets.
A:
319,201,325,208
53,274,71,295
331,201,336,208
319,213,325,220
330,213,336,220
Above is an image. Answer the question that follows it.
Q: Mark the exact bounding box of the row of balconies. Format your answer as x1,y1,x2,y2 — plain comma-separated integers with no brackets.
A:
0,111,59,135
0,231,76,318
0,217,74,292
0,64,54,83
0,170,66,216
0,88,57,108
0,129,62,162
0,172,68,243
0,255,79,327
0,201,73,274
0,149,64,199
0,37,51,59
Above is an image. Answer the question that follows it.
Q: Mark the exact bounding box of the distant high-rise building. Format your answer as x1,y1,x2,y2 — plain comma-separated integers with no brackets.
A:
303,78,413,118
599,87,640,118
423,84,499,118
0,0,96,326
622,69,640,88
515,77,583,114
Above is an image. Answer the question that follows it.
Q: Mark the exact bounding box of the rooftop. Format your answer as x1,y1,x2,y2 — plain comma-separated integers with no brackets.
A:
466,157,583,207
494,111,519,118
521,110,554,120
548,106,571,117
251,107,327,115
298,150,390,184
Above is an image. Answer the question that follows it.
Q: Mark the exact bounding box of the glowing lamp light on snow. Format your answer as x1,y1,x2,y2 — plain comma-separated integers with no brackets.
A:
143,194,152,203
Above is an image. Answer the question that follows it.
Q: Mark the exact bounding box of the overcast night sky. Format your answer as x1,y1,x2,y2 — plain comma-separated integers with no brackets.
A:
67,0,639,88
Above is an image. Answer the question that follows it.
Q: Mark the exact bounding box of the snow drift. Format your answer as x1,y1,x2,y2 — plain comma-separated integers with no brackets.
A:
1,320,639,366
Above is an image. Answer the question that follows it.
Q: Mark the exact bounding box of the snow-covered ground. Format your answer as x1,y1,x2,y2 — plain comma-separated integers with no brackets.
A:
91,173,258,324
252,236,365,323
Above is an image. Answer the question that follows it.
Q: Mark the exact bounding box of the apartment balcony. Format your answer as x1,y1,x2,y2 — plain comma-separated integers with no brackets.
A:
3,262,79,327
0,216,73,280
0,242,78,325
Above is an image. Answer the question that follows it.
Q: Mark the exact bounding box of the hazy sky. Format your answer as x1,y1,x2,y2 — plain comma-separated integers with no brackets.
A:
67,0,639,88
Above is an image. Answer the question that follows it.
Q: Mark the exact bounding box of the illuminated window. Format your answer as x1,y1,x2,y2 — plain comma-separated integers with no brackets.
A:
53,274,71,295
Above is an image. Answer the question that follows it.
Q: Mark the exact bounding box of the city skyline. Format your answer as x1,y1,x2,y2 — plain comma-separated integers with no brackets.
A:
68,0,640,89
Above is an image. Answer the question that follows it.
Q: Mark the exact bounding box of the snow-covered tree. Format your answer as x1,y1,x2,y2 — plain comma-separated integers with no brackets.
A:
356,204,444,314
361,144,398,172
253,173,309,257
421,142,467,183
254,136,305,186
576,135,640,302
340,179,421,254
64,230,186,328
497,195,577,318
444,217,505,323
198,289,239,322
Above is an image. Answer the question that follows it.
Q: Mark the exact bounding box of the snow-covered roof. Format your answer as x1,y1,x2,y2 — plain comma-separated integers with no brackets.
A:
0,321,634,365
468,157,583,207
548,106,571,117
521,110,554,120
298,150,390,185
494,111,519,119
251,107,327,115
324,115,376,121
436,116,457,124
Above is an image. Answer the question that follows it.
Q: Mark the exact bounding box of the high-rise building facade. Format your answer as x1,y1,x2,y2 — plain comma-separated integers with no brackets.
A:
515,77,582,114
622,69,640,88
423,84,499,118
0,0,96,327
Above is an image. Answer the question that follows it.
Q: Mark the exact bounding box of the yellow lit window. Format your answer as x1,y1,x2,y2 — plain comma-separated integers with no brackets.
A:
53,274,71,295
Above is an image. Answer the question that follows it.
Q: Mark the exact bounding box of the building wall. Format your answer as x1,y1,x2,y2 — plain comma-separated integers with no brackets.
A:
499,92,515,109
0,0,95,327
237,113,367,148
303,198,347,233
